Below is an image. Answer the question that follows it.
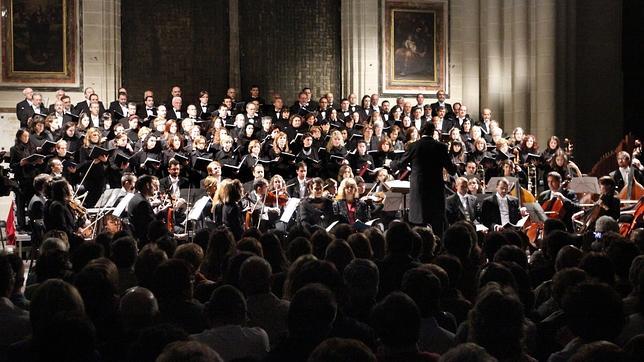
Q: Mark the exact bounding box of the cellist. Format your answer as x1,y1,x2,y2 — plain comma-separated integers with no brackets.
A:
572,176,621,232
537,171,580,231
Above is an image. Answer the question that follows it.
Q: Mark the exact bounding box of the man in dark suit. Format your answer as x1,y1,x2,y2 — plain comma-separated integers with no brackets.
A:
108,92,130,119
290,91,315,116
196,90,216,119
17,91,47,128
287,162,309,199
164,85,183,108
47,89,66,113
390,123,457,235
481,177,522,231
446,177,479,224
16,88,33,123
74,87,106,115
137,95,157,120
538,171,579,231
127,175,158,245
159,159,190,197
167,97,184,120
243,85,266,109
610,151,644,194
409,106,426,132
429,89,453,117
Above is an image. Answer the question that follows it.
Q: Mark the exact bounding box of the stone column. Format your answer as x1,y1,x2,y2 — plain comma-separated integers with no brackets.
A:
531,0,556,146
228,0,241,92
341,0,379,97
83,0,121,100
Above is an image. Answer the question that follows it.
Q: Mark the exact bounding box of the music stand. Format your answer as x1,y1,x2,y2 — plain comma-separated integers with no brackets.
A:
524,202,549,223
385,180,410,221
569,177,600,194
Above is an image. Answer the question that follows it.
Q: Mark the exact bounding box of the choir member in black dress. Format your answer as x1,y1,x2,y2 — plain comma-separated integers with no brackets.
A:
10,129,45,228
132,134,163,177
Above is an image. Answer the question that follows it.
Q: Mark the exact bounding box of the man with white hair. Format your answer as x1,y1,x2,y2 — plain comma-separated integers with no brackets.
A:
167,96,184,120
17,88,47,127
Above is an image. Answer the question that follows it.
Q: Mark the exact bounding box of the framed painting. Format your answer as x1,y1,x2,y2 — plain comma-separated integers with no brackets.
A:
0,0,80,89
381,0,448,96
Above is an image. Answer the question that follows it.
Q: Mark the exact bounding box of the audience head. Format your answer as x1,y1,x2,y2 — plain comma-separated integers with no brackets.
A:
562,282,624,342
371,292,421,350
239,256,273,296
204,285,247,326
343,258,379,301
288,283,337,340
157,340,223,362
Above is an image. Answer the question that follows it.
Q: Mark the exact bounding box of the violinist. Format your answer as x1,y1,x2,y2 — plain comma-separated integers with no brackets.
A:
42,177,85,247
332,177,370,226
201,176,218,222
242,178,280,232
538,171,579,231
266,174,290,209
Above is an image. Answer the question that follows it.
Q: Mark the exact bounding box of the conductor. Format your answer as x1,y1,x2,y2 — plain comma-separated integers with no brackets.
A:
389,122,457,235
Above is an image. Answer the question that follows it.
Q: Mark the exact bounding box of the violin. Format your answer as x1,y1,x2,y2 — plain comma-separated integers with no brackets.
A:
265,191,289,208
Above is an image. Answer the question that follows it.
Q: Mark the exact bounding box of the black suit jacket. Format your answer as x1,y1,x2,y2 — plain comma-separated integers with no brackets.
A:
391,136,457,234
445,193,479,224
287,177,310,199
480,194,521,229
167,108,184,120
127,192,156,244
136,104,157,119
430,102,453,117
16,100,47,128
610,168,644,194
108,101,129,119
74,100,106,116
159,176,190,194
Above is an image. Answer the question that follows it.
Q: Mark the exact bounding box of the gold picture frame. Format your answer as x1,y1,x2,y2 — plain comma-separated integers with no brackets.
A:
381,0,448,95
1,0,80,88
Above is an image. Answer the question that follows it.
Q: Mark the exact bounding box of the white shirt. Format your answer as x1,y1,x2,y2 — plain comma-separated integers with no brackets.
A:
496,193,510,226
414,118,423,130
91,115,100,128
298,178,307,198
458,192,470,220
620,167,631,183
169,175,180,195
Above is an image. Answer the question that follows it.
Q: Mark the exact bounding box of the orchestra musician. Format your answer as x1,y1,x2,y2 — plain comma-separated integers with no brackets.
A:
537,171,580,232
42,177,86,247
298,177,334,229
446,177,479,224
480,177,523,231
242,178,280,232
572,176,621,231
332,178,371,226
610,151,644,193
